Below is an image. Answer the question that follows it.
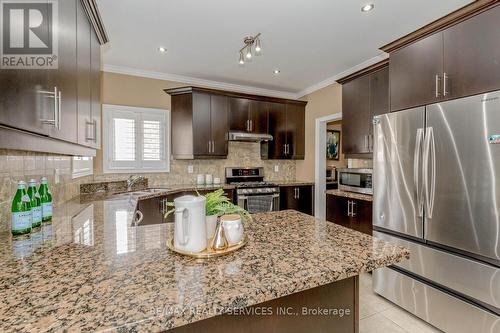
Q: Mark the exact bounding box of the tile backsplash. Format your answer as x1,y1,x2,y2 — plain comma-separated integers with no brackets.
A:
0,142,295,232
94,142,296,186
0,149,93,233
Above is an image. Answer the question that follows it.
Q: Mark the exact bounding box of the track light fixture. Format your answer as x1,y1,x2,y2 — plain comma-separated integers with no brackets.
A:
238,33,261,66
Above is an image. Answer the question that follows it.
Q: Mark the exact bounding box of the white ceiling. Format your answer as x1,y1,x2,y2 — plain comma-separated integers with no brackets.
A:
97,0,473,98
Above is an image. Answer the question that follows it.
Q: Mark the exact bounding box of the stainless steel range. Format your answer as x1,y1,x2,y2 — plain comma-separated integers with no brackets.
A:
225,167,280,213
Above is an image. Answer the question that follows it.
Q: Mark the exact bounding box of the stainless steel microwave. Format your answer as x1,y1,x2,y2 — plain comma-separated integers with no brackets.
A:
338,168,373,195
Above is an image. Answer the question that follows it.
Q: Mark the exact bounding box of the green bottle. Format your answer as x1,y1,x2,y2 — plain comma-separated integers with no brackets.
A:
39,177,53,223
11,181,32,236
27,179,42,228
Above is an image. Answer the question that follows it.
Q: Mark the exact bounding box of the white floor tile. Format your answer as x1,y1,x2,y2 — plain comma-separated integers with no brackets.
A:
380,307,442,333
360,313,408,333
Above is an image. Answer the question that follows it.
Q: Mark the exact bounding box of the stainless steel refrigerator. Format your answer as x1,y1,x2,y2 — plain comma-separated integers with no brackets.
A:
372,91,500,333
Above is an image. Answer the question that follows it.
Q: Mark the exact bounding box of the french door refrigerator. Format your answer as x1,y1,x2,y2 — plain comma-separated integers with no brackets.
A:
372,90,500,333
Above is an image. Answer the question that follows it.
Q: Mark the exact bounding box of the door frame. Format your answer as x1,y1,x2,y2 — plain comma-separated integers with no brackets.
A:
314,112,342,219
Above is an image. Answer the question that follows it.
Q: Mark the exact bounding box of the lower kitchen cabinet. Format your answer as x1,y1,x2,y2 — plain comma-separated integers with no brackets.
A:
326,194,372,235
280,185,314,215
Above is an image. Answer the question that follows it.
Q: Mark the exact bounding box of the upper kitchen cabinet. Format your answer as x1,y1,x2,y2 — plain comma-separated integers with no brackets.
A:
339,64,389,155
228,97,268,133
264,102,306,159
388,4,500,111
0,0,107,155
166,87,229,159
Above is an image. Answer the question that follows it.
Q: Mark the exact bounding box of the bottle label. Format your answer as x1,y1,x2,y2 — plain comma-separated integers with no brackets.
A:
42,203,53,218
12,211,32,231
32,206,42,224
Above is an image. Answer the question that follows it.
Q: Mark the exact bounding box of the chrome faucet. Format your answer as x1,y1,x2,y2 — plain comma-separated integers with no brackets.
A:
127,175,145,191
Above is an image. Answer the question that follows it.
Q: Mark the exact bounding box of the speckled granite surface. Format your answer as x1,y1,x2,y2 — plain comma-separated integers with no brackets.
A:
0,194,408,332
326,189,373,202
276,181,315,186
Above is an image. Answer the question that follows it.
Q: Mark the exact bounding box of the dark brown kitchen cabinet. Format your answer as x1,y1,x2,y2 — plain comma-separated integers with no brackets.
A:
389,4,500,111
341,65,388,155
280,185,314,215
342,74,371,155
0,0,103,153
326,194,372,235
265,102,306,159
228,97,268,133
167,88,228,159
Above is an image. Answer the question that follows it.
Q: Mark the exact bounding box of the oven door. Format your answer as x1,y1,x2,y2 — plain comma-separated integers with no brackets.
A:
237,194,280,213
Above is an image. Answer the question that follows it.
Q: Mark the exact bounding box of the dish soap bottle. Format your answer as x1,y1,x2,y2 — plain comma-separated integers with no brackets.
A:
27,179,42,229
39,177,53,223
11,181,32,236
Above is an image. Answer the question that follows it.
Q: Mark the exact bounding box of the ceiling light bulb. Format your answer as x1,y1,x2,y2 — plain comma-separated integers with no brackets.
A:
361,3,374,12
273,69,280,75
158,46,167,53
239,52,245,66
246,46,252,59
255,37,262,55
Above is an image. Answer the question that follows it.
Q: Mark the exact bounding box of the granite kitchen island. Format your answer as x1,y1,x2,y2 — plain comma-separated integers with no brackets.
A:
0,192,409,332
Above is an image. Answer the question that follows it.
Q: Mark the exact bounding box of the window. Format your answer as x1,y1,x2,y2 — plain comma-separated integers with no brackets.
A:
72,156,93,178
103,104,170,173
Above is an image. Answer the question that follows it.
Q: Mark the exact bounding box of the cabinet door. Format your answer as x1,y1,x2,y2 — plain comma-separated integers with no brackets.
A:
249,100,268,133
210,94,228,156
48,0,78,143
89,30,101,149
192,92,211,156
280,186,299,211
286,103,305,159
0,3,50,135
390,32,443,111
351,200,373,235
370,67,389,119
229,97,249,132
326,195,350,228
342,75,370,154
444,5,500,100
297,186,313,215
76,0,92,146
267,102,287,159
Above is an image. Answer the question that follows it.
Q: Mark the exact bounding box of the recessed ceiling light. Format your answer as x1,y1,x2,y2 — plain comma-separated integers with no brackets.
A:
361,3,374,12
273,69,280,75
158,46,167,53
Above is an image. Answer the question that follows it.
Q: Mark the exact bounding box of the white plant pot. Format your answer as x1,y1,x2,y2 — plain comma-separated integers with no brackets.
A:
206,215,218,240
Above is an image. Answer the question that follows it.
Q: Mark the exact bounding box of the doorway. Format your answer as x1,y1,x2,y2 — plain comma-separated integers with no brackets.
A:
314,113,344,219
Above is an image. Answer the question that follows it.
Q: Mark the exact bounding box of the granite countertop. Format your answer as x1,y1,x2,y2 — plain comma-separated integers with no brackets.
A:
0,194,407,332
326,189,373,202
275,180,315,186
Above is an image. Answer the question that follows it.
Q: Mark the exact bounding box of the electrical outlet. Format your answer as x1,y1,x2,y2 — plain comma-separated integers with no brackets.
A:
274,165,279,172
187,165,194,174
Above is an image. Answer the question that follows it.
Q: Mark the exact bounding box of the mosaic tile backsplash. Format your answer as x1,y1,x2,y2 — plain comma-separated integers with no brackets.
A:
0,142,296,232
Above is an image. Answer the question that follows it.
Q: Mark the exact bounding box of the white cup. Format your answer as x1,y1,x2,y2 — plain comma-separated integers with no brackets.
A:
205,174,213,185
221,214,244,246
196,174,205,185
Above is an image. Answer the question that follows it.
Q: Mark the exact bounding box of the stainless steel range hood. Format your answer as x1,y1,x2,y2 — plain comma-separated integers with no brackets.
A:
228,131,273,142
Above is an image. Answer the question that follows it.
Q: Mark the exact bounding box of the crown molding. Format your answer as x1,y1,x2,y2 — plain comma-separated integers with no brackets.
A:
102,64,299,100
295,53,389,98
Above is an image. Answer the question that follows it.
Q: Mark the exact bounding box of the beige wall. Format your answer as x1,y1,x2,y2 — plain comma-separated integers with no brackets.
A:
97,72,296,184
295,83,342,181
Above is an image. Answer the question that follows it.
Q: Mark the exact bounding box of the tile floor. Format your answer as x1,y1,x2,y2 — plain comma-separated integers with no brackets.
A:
359,273,442,333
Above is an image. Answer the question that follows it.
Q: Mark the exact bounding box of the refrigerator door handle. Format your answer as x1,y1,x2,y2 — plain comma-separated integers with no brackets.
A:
423,127,436,219
414,128,424,217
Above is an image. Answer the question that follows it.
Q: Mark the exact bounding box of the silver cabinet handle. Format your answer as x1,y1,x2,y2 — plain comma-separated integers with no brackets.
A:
435,75,441,98
40,87,58,127
283,144,287,155
347,200,351,217
212,140,215,153
246,119,250,132
249,119,253,132
351,201,357,217
413,128,424,217
296,187,300,199
57,89,61,130
443,73,449,97
286,144,290,155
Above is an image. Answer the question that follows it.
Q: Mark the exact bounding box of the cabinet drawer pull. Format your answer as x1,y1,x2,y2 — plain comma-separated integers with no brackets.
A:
351,201,357,217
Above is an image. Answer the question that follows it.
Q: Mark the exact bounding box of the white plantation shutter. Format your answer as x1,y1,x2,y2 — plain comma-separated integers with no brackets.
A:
103,105,170,173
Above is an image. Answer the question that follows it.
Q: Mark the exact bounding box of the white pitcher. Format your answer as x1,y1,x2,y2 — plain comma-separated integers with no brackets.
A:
173,195,207,253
